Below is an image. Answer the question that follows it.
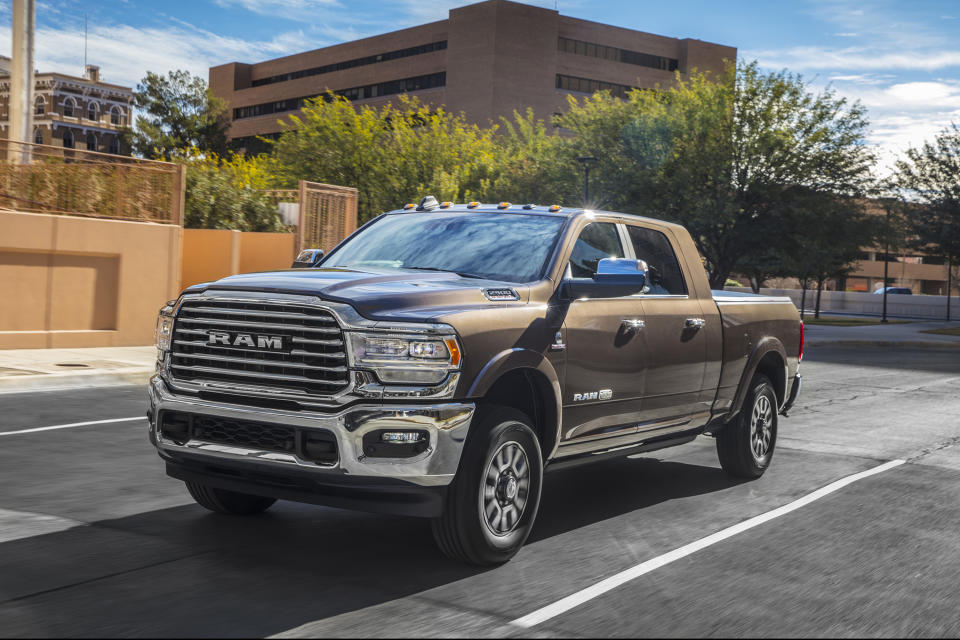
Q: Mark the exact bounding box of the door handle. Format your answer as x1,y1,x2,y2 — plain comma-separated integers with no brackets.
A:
621,319,645,332
685,318,706,329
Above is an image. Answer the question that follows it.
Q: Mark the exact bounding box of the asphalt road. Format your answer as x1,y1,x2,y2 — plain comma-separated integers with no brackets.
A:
1,344,959,638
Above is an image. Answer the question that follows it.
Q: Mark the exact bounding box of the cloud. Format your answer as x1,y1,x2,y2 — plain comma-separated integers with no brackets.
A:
0,21,320,88
745,46,960,72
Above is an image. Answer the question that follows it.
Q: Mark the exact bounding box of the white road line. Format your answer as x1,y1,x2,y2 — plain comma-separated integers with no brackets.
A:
511,458,907,629
0,416,144,437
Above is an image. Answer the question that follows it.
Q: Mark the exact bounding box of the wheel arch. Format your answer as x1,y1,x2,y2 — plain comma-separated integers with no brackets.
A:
726,338,788,423
466,349,563,460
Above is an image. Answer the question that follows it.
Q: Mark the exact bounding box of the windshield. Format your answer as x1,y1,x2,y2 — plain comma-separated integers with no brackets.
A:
322,211,567,283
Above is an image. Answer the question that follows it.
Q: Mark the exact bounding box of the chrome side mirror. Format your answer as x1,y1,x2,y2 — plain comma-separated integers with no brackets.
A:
291,249,324,268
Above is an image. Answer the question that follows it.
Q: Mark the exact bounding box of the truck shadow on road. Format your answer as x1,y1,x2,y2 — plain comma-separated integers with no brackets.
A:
0,456,741,637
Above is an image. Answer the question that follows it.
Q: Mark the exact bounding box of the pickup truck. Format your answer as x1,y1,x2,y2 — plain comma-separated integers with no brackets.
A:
148,198,802,565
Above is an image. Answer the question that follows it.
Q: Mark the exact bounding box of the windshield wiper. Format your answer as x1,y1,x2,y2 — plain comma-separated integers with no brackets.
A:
403,266,488,280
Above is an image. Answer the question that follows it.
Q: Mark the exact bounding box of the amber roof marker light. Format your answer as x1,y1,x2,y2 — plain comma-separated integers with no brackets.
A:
497,202,511,209
467,201,480,209
549,204,562,212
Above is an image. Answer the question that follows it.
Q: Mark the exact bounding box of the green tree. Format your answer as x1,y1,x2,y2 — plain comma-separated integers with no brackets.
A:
549,61,876,288
270,94,503,223
893,123,960,318
181,151,285,231
127,70,229,159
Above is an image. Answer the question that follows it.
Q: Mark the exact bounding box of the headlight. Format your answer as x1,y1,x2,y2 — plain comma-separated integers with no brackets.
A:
155,301,176,353
348,332,461,384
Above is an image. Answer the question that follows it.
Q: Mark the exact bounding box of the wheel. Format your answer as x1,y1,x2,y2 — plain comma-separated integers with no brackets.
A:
431,406,543,565
717,373,778,478
185,481,277,515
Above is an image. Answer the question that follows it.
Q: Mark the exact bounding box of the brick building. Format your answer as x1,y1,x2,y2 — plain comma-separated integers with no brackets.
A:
0,57,133,154
210,0,736,150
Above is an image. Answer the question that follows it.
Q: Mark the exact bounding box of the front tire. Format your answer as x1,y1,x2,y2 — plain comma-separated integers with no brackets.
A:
185,481,277,515
432,406,543,565
717,374,778,478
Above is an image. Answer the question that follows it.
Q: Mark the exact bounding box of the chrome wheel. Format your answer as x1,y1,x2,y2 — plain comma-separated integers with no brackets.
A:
750,393,774,460
480,440,531,536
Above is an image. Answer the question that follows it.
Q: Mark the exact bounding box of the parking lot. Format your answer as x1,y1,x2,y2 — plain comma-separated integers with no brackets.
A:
1,344,959,637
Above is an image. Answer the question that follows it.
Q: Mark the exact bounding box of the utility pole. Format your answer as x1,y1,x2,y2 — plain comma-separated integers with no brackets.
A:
881,209,890,323
577,156,597,207
8,0,36,163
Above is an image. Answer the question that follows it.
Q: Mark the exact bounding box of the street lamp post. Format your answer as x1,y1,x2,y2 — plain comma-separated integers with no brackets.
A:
881,207,890,323
577,156,598,206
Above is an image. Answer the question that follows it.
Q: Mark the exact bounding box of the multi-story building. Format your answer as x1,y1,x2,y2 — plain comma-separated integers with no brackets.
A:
210,0,736,150
0,57,133,154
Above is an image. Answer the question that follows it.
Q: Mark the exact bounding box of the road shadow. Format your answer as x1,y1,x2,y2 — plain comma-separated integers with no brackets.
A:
0,456,738,637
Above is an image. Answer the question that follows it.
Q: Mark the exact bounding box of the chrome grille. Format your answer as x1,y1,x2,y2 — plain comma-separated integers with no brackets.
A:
169,299,349,397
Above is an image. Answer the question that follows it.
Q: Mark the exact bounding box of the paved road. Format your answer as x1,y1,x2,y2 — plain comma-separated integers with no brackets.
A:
1,344,959,637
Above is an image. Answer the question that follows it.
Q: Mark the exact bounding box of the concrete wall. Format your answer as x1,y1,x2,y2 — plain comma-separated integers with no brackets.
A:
180,229,296,290
730,287,960,320
0,210,181,348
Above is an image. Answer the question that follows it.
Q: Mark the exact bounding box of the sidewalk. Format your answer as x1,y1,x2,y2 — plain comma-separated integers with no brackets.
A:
804,320,960,349
0,346,155,393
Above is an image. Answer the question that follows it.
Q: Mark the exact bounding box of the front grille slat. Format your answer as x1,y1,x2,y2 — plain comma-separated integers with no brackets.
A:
176,317,341,335
169,299,350,399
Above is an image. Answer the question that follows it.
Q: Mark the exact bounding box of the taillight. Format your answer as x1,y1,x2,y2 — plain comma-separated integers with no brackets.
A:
798,321,804,362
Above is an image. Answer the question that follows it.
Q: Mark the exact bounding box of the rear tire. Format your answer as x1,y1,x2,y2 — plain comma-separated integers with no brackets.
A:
431,406,543,566
185,481,276,515
717,374,778,478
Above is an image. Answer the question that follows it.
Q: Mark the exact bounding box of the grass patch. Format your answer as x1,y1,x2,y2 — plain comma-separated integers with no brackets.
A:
802,316,910,326
920,327,960,336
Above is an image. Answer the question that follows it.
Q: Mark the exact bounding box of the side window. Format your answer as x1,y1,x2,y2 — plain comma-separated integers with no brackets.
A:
568,222,624,278
627,226,687,295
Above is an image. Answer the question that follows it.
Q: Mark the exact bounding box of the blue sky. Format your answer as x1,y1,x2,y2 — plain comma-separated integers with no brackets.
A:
1,0,958,174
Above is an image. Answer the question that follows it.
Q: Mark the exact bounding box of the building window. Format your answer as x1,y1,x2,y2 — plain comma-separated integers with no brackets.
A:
64,97,77,118
108,137,120,154
62,129,75,149
233,72,447,120
86,133,97,152
556,74,635,99
87,102,99,121
250,41,448,87
110,106,123,126
33,128,43,144
558,37,679,72
35,95,45,115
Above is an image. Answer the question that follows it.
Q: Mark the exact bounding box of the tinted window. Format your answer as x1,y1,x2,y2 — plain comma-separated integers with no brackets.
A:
322,212,565,283
568,222,625,278
627,226,687,295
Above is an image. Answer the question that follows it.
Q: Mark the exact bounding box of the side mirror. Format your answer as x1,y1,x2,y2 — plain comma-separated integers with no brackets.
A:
291,249,324,268
562,258,647,299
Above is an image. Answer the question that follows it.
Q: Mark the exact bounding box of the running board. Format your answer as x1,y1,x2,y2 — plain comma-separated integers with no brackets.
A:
546,432,698,472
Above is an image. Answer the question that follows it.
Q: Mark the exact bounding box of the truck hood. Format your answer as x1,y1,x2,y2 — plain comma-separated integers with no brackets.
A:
185,267,529,321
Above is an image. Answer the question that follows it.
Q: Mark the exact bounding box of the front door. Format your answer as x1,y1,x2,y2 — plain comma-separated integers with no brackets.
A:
559,222,647,447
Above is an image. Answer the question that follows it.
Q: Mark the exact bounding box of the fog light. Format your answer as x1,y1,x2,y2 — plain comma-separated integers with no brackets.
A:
381,431,423,444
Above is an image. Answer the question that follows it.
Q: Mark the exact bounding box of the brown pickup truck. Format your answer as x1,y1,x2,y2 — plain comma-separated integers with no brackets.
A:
148,197,802,565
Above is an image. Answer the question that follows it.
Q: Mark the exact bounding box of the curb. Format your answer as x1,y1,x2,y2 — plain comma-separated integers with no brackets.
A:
806,340,960,349
0,368,154,394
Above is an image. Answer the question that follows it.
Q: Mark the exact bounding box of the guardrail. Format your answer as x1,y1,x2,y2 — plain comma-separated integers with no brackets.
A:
0,139,185,225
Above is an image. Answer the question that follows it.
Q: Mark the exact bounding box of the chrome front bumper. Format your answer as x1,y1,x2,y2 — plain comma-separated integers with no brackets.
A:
147,375,475,488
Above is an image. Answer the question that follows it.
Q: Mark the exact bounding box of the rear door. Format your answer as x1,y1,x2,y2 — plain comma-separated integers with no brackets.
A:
624,224,712,427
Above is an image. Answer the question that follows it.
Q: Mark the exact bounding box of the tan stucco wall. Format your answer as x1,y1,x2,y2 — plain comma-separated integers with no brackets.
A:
0,210,182,348
180,229,296,290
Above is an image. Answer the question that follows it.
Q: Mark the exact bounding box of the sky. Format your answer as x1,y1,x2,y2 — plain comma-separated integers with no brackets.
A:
0,0,958,175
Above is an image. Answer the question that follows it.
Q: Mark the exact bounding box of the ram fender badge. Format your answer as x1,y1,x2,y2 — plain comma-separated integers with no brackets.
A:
573,389,613,402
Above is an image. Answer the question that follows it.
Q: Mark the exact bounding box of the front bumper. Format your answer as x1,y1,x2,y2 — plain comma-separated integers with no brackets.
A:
147,375,475,515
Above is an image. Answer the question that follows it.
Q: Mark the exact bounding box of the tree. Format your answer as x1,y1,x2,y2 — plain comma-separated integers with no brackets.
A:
893,123,960,320
270,94,504,224
127,70,229,159
549,61,876,288
181,151,285,231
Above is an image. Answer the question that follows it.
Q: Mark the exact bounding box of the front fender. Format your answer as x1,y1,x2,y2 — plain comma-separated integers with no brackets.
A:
465,348,563,458
726,337,788,423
